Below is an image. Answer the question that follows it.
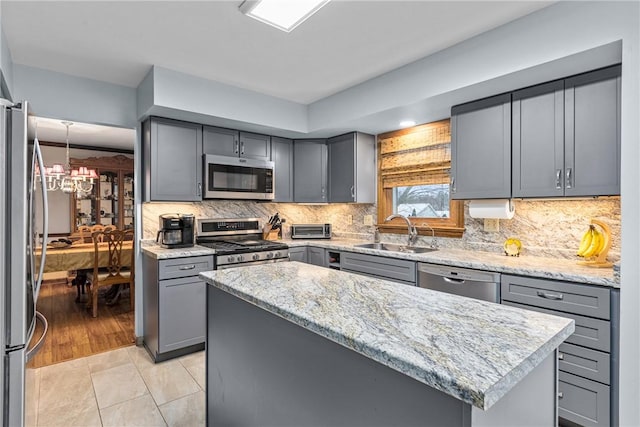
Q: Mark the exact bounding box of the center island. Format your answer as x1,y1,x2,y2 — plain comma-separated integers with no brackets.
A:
200,262,574,427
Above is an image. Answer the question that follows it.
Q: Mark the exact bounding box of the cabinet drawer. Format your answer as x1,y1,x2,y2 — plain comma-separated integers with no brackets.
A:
559,371,610,427
559,342,610,385
159,256,214,280
502,275,610,319
341,252,416,284
503,302,610,352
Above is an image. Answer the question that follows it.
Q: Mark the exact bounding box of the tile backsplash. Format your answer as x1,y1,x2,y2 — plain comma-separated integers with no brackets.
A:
142,198,620,261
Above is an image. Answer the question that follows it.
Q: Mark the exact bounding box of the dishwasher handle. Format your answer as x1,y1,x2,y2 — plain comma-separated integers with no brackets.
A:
443,276,466,284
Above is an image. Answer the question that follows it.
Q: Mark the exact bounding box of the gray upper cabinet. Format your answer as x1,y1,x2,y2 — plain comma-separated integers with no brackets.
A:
293,139,327,202
450,93,511,199
564,65,621,197
328,132,375,203
143,117,203,202
513,65,621,198
512,80,565,198
203,125,271,161
271,137,294,202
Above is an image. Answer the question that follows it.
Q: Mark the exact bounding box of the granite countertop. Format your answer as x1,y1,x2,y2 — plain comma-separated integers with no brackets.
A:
286,238,618,288
201,262,574,410
140,241,216,259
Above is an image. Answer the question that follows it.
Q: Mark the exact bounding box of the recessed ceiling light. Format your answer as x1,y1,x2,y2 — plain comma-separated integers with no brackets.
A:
399,120,416,128
239,0,331,33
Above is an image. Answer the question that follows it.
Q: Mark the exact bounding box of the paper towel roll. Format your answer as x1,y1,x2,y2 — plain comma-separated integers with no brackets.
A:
468,199,515,219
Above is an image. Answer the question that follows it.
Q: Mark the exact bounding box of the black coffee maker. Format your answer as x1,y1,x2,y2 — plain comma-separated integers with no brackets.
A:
156,213,195,248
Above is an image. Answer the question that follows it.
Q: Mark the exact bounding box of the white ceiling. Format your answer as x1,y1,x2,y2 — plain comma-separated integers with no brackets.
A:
2,0,553,148
32,116,136,151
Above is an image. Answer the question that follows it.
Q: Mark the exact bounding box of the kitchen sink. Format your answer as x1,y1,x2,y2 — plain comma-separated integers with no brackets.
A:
354,243,437,254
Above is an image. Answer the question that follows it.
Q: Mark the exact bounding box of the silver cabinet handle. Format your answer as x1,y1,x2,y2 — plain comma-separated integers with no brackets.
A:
350,185,355,199
179,265,196,270
537,291,564,300
558,392,564,399
558,353,564,360
197,182,202,196
565,168,572,189
234,139,239,154
555,169,562,189
240,141,245,155
451,177,456,193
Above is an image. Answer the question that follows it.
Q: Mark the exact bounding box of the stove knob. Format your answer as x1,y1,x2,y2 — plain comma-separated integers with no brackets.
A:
227,256,235,263
252,253,260,261
274,252,281,258
266,252,274,259
237,255,244,262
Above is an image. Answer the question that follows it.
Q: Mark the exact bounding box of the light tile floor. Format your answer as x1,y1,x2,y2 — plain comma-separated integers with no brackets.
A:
25,345,206,427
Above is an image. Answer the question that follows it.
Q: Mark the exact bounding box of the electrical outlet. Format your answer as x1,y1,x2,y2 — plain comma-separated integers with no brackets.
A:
346,214,353,225
484,218,500,232
363,215,374,226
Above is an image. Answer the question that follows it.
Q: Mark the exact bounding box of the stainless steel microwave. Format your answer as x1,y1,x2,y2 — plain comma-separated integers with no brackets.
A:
291,224,332,239
204,154,274,200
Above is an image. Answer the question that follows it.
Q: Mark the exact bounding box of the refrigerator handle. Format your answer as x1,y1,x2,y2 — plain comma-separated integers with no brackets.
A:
33,136,48,302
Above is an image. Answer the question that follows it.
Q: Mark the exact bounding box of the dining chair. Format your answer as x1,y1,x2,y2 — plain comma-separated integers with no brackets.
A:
86,229,135,318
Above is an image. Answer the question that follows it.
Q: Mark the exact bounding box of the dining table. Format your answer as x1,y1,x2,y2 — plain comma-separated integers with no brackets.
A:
36,241,133,302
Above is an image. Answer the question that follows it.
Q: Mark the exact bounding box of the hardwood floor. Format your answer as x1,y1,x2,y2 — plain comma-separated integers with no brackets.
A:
28,280,135,369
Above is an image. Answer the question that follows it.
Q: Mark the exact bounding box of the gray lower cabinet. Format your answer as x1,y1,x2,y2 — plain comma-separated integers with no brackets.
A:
512,65,621,198
501,274,618,427
293,139,327,202
341,252,416,285
450,93,511,200
143,254,214,362
307,247,326,267
271,137,293,202
143,117,203,202
288,246,307,263
327,132,375,203
203,125,271,161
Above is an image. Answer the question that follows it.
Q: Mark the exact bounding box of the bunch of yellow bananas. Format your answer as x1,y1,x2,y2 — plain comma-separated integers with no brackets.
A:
577,225,607,258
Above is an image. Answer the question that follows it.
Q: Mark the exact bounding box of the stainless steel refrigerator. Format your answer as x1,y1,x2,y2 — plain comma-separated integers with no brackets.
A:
1,100,49,427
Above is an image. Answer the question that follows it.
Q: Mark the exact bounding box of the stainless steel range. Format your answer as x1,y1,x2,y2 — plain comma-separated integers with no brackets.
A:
196,218,289,269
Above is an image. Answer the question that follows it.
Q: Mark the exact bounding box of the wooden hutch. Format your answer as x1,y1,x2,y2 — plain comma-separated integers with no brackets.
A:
70,155,134,233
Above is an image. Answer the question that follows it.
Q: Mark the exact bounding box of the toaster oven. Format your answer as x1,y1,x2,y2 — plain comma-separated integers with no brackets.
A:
290,224,332,239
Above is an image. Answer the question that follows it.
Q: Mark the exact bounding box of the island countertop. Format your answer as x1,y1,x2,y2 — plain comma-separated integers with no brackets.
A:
201,262,574,410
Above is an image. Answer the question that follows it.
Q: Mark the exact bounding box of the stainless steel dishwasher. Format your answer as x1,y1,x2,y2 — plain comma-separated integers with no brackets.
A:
417,263,501,303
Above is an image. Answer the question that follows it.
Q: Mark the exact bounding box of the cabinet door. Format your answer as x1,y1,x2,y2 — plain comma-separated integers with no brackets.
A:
450,94,511,199
240,132,271,161
564,65,621,197
146,118,203,201
288,247,307,263
293,140,327,202
328,133,356,202
158,275,207,353
512,80,565,198
271,137,293,202
307,247,326,267
328,132,375,203
203,126,239,157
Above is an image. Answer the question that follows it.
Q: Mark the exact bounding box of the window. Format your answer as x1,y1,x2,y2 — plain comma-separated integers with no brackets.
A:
377,119,464,238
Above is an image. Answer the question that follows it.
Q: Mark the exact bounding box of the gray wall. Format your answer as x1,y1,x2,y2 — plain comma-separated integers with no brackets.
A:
12,64,137,129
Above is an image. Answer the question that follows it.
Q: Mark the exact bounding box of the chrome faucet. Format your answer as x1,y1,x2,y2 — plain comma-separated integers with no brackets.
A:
385,214,418,246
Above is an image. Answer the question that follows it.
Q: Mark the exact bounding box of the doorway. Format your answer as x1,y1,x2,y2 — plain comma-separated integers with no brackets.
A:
29,117,137,368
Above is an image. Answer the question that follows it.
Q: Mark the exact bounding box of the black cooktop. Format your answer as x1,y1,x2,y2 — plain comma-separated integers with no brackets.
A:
198,238,288,255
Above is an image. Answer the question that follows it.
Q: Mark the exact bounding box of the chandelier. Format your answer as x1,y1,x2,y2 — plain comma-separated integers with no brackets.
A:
40,121,98,195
